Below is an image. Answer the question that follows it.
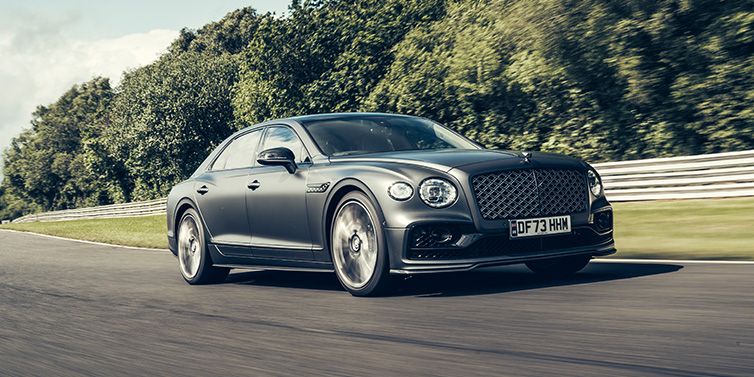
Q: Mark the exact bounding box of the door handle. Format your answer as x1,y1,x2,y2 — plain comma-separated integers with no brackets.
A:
197,185,209,195
247,180,261,191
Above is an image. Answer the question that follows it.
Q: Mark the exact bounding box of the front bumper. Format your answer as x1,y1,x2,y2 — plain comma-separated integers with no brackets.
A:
385,223,616,275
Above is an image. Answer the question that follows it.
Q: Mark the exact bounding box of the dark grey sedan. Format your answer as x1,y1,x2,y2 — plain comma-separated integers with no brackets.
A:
167,113,615,296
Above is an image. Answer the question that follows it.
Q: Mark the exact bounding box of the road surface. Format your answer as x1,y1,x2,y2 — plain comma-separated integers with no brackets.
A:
1,230,752,376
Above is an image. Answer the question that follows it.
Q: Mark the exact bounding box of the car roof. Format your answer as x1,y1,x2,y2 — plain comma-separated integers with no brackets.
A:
285,112,417,123
237,112,418,134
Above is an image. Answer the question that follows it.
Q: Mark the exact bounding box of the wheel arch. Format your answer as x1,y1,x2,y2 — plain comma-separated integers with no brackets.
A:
171,198,200,256
323,179,386,258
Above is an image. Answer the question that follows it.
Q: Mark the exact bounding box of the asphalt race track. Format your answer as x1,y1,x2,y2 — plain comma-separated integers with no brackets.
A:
1,230,752,376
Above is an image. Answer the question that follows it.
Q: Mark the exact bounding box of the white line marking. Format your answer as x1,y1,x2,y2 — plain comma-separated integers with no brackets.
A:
0,229,167,252
593,258,754,264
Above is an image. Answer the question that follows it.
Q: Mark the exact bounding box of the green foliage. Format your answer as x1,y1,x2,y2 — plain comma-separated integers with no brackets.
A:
233,0,447,127
3,0,754,219
99,8,273,200
368,0,754,162
366,0,612,160
108,52,239,200
1,78,116,219
168,7,269,55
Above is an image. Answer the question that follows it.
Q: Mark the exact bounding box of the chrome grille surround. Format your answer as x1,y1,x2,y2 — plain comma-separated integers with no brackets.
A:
471,168,587,220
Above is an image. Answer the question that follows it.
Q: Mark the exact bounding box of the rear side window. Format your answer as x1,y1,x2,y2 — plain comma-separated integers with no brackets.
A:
212,130,262,170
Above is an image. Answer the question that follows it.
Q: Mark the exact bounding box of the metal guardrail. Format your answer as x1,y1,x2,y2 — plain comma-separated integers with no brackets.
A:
8,149,754,223
11,198,167,224
593,149,754,201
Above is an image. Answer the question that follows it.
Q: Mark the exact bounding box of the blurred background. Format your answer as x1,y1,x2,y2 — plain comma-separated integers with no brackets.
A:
1,0,752,234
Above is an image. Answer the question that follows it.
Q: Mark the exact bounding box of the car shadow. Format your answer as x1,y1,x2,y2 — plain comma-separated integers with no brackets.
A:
393,262,684,297
225,261,684,297
227,270,345,292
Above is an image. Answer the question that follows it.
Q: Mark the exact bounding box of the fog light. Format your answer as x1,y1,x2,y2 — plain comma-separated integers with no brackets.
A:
595,210,613,232
430,227,453,244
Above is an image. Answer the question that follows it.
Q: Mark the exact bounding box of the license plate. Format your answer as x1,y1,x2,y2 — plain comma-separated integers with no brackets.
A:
509,215,571,239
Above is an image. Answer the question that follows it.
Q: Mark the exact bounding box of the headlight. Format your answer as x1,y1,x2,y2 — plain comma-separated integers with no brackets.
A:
387,182,413,201
419,178,457,208
587,169,602,197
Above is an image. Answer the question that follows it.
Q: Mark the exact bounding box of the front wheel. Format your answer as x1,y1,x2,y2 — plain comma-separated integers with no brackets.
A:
525,255,591,277
177,208,229,284
330,191,392,296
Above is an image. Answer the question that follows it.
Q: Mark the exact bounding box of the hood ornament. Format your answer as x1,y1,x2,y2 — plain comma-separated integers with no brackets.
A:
521,151,533,163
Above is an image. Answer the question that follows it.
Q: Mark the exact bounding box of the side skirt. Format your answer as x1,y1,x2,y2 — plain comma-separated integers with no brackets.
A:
213,264,334,273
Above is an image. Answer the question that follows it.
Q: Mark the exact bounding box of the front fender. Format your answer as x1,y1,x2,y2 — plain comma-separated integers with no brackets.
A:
305,163,476,261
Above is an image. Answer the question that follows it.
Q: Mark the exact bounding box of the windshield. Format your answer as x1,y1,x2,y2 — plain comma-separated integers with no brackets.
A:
300,116,479,156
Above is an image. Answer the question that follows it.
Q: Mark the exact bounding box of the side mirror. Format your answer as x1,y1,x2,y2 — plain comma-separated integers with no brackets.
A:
257,147,297,174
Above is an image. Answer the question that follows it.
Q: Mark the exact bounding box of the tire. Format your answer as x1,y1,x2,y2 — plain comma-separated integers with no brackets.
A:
177,208,230,284
525,255,591,277
330,191,392,296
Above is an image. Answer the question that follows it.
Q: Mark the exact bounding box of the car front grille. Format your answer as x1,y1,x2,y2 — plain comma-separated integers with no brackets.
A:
472,168,588,220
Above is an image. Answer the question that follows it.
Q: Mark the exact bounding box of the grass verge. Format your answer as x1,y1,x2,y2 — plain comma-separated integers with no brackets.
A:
1,197,752,259
610,196,754,260
1,215,168,250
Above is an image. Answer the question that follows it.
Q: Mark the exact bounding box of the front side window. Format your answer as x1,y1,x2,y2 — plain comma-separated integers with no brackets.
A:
212,130,262,170
260,126,309,163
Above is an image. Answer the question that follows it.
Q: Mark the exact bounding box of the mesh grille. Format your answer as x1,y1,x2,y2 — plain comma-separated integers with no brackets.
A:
410,225,463,249
407,228,613,260
472,169,587,220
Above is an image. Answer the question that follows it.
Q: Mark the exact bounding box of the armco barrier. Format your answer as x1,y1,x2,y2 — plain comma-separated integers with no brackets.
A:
593,149,754,201
10,149,754,223
11,198,167,223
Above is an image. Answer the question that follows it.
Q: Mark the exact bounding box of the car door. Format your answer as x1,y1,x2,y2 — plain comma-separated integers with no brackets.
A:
194,129,262,255
247,126,314,260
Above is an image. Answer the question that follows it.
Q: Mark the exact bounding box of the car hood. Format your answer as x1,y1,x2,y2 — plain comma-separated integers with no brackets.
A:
328,149,586,172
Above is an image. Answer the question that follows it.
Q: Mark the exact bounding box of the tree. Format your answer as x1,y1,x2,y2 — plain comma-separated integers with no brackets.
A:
369,0,754,162
0,78,115,214
233,0,447,127
5,0,754,219
367,0,620,161
169,7,269,55
107,52,239,199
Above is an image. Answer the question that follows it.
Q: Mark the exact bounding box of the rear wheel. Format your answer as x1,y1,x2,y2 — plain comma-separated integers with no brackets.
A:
525,255,591,277
177,208,229,284
331,191,391,296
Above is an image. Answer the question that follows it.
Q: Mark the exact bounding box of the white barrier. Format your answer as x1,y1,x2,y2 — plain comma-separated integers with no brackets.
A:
11,198,166,223
593,150,754,201
10,149,754,223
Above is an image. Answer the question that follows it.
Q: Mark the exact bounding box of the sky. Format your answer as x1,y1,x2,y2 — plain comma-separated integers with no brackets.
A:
0,0,289,172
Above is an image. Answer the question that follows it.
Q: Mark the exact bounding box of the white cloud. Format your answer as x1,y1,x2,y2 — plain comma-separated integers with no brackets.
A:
0,9,178,165
70,30,179,85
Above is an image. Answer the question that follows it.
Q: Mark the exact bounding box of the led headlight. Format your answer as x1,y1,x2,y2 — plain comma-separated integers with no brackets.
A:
587,169,603,197
388,182,413,201
419,178,457,208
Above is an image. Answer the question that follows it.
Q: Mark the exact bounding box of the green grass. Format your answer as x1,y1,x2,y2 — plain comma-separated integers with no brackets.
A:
1,215,168,249
610,197,754,260
1,197,753,259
